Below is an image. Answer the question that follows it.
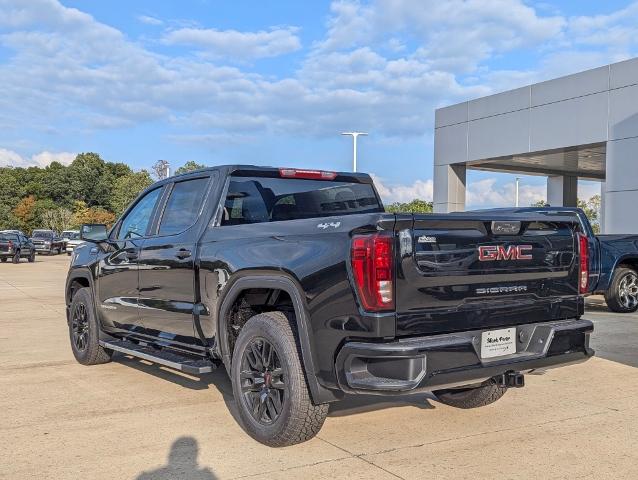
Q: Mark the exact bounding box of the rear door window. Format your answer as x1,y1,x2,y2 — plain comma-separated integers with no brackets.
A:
221,176,382,225
158,177,209,236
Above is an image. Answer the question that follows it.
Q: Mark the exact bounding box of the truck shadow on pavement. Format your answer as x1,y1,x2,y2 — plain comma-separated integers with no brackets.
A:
114,353,437,420
136,436,218,480
115,354,232,393
328,393,435,417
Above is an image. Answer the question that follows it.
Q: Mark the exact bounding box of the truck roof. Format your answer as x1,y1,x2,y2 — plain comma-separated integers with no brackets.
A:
160,164,374,185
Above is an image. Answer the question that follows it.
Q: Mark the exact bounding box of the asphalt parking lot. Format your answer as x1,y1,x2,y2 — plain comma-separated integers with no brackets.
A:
1,255,637,479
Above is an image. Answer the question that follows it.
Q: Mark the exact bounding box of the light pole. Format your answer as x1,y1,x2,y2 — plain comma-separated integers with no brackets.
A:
153,159,170,180
341,132,367,172
515,177,521,207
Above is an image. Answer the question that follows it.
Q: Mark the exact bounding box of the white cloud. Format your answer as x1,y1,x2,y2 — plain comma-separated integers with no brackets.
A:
319,0,564,73
467,178,545,208
0,148,24,167
163,26,301,60
372,174,433,204
0,148,75,167
137,15,163,26
578,181,601,201
31,151,75,167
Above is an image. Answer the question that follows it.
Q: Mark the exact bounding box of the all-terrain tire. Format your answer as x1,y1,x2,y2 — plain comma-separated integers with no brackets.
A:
69,287,112,365
230,311,329,447
605,267,638,313
12,250,20,263
1,257,7,262
434,380,507,409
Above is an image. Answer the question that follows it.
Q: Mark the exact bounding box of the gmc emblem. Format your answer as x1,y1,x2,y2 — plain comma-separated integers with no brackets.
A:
478,245,533,261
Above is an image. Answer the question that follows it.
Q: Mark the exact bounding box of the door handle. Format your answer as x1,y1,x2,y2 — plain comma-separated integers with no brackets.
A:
175,249,192,259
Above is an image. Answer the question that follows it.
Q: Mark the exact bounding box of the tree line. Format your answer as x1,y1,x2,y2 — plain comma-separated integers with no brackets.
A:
0,154,209,234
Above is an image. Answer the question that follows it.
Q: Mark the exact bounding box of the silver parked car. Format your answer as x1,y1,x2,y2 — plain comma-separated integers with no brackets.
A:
61,230,83,255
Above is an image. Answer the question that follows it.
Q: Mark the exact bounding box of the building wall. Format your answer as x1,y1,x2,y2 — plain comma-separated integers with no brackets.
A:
433,57,638,234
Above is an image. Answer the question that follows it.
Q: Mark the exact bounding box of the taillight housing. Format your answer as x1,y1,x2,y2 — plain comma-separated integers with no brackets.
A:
351,233,395,311
7,240,13,251
578,233,589,294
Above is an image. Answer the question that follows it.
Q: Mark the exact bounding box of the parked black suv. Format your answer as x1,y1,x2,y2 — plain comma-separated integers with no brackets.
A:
0,232,35,263
65,165,594,446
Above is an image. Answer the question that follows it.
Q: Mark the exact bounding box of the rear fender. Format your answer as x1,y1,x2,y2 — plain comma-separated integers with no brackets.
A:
599,254,638,293
217,273,339,404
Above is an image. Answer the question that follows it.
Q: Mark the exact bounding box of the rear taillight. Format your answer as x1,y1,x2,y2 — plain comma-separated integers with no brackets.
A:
7,240,13,251
279,168,337,180
578,233,589,294
351,233,395,311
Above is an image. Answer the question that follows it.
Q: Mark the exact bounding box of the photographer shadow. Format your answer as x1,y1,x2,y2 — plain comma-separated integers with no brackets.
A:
136,436,217,480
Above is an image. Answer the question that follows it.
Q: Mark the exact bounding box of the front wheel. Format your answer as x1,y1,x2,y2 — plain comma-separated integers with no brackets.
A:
434,380,507,409
28,251,35,262
12,251,20,264
230,311,328,447
605,267,638,313
69,288,112,365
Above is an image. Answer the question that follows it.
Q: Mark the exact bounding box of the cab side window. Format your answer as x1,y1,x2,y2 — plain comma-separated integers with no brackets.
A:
116,188,162,240
158,178,209,236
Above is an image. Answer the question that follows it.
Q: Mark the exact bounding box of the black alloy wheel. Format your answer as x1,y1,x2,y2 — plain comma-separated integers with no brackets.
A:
71,303,90,352
68,287,112,365
239,337,285,425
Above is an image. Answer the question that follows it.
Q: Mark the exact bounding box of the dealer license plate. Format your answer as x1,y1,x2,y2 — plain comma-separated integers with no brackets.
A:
480,328,516,359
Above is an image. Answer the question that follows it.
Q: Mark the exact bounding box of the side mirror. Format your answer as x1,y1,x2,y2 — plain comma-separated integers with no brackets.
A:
80,224,108,242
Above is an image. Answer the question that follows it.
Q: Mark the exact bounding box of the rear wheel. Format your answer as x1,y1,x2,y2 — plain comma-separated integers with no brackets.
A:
434,380,507,409
230,311,328,447
28,251,35,262
69,288,112,365
1,257,7,263
12,251,20,264
605,267,638,313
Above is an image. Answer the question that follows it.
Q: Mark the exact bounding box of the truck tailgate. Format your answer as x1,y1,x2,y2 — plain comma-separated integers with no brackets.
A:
394,214,583,336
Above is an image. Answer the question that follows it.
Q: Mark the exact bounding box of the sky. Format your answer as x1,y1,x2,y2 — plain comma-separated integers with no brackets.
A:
1,0,636,207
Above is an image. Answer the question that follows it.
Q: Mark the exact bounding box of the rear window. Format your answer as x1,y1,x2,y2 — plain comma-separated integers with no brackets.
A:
221,176,383,225
0,233,17,242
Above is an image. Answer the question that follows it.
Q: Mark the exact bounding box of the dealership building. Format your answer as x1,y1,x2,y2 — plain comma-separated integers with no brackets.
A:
433,57,638,234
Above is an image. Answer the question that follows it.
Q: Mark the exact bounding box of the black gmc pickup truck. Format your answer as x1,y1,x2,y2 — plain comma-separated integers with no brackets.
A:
65,165,594,446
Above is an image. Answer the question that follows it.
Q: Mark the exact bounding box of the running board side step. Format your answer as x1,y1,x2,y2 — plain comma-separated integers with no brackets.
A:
100,339,215,375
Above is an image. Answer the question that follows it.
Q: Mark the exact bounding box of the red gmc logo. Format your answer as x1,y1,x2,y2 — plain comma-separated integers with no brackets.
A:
478,245,533,261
